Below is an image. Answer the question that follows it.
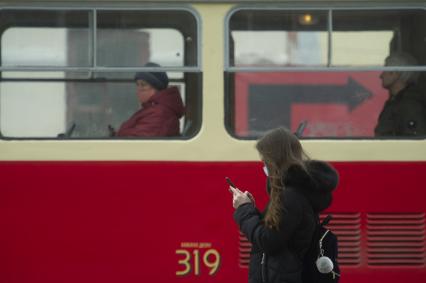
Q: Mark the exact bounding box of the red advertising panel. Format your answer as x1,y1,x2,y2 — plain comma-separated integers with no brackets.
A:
234,72,388,137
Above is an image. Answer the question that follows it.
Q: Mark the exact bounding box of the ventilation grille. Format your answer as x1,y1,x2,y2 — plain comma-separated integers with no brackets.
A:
367,213,425,266
321,213,361,266
238,213,361,268
239,231,251,268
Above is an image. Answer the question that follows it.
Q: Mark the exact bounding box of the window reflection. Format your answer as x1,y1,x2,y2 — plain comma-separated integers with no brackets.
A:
227,8,426,139
0,9,200,139
232,31,327,66
230,10,328,67
97,10,197,67
332,31,393,66
230,71,389,138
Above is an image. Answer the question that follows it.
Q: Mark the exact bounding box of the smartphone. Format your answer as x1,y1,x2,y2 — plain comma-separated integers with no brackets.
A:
295,120,307,138
225,177,236,188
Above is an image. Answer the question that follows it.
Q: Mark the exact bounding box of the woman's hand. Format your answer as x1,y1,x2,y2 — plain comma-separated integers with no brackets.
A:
229,186,254,209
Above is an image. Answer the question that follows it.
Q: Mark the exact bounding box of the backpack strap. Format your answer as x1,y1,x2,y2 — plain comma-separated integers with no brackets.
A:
321,214,333,226
318,214,333,257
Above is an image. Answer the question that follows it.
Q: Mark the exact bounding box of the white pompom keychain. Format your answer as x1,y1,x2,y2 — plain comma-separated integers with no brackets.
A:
315,229,340,279
316,229,334,273
316,256,334,274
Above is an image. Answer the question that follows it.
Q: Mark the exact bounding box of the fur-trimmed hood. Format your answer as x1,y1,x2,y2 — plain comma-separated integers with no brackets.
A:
284,160,339,212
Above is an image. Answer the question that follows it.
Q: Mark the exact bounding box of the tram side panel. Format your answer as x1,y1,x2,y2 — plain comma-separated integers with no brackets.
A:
0,161,425,283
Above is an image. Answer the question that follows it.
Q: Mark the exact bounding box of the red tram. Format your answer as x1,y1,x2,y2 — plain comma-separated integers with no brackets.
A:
1,1,425,283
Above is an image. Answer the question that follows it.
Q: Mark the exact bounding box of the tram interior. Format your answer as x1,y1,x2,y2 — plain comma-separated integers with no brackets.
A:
0,8,425,139
226,9,426,138
0,9,201,138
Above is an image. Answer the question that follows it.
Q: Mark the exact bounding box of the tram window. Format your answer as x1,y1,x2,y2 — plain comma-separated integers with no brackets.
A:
0,10,90,67
229,10,328,67
226,8,426,139
96,28,184,68
331,10,426,66
96,10,197,67
0,8,201,139
1,81,66,137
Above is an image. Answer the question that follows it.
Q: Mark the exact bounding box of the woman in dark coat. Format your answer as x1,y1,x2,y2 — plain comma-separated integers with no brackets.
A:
229,127,339,283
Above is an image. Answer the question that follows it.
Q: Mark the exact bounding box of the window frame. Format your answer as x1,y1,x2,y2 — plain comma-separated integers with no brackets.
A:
0,5,202,140
225,5,426,140
225,5,426,72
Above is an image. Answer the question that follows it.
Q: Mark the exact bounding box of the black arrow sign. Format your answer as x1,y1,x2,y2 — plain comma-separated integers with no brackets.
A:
247,77,373,134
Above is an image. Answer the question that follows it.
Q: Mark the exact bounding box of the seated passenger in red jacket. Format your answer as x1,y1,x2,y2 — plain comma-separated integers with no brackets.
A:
112,62,185,137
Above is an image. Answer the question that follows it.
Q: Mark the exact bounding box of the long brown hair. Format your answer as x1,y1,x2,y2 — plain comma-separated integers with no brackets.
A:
256,127,309,230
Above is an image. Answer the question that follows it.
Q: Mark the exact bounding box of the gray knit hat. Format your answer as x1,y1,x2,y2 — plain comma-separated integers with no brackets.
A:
134,62,169,90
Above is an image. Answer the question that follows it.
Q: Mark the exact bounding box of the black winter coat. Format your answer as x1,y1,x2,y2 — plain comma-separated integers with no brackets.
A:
233,161,339,283
375,84,426,136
